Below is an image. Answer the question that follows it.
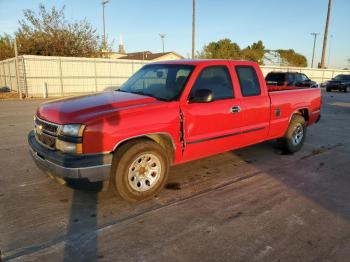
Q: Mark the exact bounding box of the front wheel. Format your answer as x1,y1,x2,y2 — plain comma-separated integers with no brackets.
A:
111,139,169,202
277,115,306,154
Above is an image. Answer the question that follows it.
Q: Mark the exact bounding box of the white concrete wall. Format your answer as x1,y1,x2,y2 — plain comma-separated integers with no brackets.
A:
19,55,148,97
1,55,349,97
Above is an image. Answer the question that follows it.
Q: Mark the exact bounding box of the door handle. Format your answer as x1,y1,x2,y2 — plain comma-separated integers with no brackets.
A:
230,106,241,113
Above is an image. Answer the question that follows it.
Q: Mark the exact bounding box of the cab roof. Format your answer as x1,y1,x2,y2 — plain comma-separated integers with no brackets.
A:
150,59,258,67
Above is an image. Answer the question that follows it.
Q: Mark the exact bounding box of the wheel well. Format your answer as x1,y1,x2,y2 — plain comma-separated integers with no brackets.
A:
296,108,309,122
113,134,175,164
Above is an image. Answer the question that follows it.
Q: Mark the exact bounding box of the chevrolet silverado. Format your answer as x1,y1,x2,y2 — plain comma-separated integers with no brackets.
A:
28,60,321,201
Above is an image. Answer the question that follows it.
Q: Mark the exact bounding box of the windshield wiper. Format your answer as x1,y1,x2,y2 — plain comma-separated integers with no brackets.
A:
117,89,170,101
130,91,171,102
130,90,150,96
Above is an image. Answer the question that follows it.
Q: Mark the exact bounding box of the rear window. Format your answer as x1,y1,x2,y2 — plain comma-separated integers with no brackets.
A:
236,66,261,97
265,72,286,82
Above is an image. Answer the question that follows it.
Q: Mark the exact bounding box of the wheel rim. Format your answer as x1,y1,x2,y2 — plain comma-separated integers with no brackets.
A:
292,123,304,146
127,153,162,192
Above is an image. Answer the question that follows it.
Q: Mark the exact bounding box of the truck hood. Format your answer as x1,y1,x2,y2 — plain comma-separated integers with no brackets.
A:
36,91,158,124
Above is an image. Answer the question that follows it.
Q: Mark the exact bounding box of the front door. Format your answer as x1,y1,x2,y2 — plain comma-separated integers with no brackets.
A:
181,65,244,162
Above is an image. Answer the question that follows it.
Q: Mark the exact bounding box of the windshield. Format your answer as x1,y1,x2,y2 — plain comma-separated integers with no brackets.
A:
119,64,194,101
334,74,350,81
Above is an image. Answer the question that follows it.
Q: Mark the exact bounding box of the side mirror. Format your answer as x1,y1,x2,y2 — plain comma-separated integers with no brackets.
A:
189,89,213,103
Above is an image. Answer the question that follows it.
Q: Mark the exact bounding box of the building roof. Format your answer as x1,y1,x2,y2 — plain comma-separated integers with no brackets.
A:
119,51,184,60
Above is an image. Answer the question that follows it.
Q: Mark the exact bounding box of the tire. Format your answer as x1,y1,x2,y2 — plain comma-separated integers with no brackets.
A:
111,139,169,202
277,115,306,154
326,87,331,92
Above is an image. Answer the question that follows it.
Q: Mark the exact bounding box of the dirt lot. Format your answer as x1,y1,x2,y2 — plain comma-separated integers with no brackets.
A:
1,90,350,262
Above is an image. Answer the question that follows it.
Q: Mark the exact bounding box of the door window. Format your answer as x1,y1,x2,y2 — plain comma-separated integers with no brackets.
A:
235,66,261,96
300,74,310,81
189,66,234,101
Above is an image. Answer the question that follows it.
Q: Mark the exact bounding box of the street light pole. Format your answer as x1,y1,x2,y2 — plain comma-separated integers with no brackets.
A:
101,0,109,51
320,0,332,68
159,34,166,53
192,0,196,59
310,33,319,68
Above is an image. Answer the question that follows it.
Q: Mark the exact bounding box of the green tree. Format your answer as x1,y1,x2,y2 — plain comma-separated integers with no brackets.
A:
200,38,241,59
242,40,266,65
0,4,109,60
0,34,14,60
277,49,308,67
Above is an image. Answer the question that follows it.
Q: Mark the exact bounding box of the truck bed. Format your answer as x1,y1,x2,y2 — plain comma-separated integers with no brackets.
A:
267,87,321,139
267,85,313,92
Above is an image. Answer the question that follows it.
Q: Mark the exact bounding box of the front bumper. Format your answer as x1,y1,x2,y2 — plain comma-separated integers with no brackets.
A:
28,131,112,182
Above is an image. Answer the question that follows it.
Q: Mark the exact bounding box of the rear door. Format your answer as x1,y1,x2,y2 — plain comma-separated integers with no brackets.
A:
233,65,270,145
181,64,244,162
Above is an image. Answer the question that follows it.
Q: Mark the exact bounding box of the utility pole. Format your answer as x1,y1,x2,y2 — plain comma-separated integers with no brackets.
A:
310,33,319,68
159,34,166,53
320,0,332,68
101,0,109,51
327,34,333,67
192,0,196,59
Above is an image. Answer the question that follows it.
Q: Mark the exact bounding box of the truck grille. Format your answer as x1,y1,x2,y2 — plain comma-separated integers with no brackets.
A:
34,116,60,150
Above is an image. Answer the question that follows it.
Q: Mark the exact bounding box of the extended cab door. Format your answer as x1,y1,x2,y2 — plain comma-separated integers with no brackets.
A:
180,63,245,162
233,64,270,145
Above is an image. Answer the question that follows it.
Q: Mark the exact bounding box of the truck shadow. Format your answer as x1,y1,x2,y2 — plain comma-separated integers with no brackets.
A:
56,93,121,262
228,138,350,219
63,184,99,262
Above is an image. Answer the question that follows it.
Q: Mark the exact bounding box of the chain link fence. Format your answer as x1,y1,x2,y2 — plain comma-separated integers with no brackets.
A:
1,55,349,98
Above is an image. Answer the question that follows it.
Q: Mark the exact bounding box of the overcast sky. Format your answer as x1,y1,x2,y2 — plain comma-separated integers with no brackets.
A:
0,0,349,68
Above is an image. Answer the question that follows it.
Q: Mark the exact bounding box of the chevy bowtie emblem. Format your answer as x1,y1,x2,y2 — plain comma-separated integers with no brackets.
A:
35,125,43,135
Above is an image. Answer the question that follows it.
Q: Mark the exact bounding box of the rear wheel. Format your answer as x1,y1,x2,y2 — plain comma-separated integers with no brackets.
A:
326,87,331,92
277,115,306,154
111,139,169,202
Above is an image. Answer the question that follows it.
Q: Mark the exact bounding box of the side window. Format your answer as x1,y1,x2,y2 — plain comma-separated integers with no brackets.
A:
235,66,261,97
287,73,295,83
189,66,234,100
295,73,302,83
300,74,309,81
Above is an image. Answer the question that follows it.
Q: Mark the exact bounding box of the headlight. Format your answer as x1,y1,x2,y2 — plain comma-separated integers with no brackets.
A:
58,124,85,137
56,124,85,154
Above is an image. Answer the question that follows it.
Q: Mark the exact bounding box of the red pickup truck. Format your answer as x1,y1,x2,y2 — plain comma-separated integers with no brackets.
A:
28,60,321,201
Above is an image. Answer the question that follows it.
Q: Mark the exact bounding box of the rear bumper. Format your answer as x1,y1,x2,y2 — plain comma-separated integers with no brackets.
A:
28,131,112,182
327,85,345,90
